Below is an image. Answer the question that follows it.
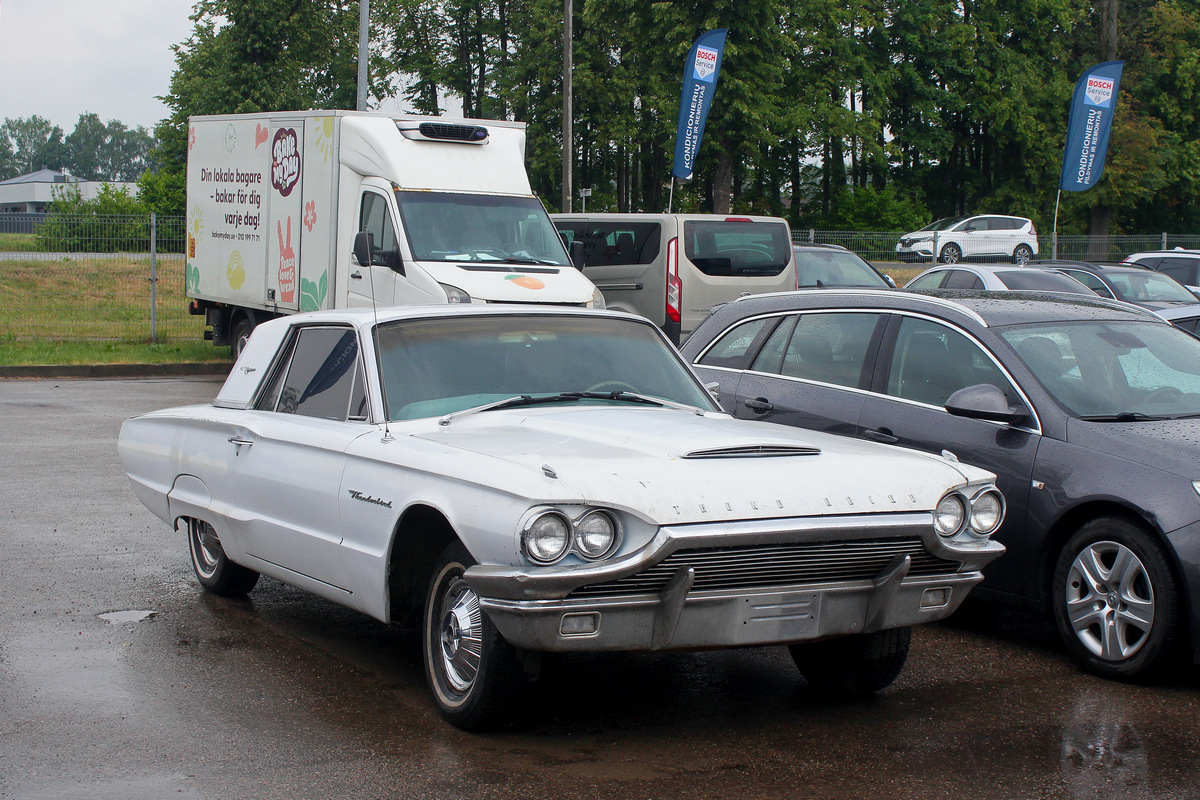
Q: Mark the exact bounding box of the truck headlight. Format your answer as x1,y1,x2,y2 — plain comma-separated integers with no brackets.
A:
575,510,618,559
523,511,570,563
440,283,472,304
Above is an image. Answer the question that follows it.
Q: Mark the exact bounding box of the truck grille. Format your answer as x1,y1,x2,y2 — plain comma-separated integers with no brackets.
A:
568,537,961,599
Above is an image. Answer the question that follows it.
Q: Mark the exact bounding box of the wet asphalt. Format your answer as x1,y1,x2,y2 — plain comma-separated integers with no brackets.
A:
2,376,1199,800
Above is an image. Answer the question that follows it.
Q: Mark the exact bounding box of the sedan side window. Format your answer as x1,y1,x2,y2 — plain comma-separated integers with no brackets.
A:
943,270,985,290
907,271,946,290
256,327,365,421
697,317,774,369
886,317,1018,408
771,312,881,388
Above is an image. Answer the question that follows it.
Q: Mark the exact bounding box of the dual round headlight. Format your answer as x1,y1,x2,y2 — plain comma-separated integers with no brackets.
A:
934,489,1004,539
522,508,620,563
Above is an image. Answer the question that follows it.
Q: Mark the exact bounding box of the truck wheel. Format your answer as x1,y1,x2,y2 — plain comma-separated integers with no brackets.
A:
789,626,911,693
231,317,255,360
1052,517,1181,679
423,542,535,730
187,518,259,596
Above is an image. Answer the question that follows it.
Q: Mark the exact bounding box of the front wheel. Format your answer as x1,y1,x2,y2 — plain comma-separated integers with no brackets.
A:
187,518,259,596
789,627,911,693
423,543,537,730
1013,244,1034,265
939,243,962,264
1052,517,1181,679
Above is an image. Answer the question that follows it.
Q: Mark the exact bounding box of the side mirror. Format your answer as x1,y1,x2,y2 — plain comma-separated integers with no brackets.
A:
945,383,1030,425
570,239,586,270
353,230,374,267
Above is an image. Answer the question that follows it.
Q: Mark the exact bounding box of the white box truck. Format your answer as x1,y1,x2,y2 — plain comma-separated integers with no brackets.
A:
185,111,601,354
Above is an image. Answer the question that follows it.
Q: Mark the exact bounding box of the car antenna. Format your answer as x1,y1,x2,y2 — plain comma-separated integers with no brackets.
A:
365,234,394,443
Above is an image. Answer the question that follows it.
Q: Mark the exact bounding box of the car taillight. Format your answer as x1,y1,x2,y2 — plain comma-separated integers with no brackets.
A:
1029,224,1038,236
666,236,682,324
724,217,753,222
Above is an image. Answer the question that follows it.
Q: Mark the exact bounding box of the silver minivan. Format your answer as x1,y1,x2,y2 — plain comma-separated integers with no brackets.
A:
552,213,797,343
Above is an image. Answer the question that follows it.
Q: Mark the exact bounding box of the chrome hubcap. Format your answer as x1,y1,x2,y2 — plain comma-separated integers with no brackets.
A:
1065,541,1154,661
438,577,483,694
191,520,222,576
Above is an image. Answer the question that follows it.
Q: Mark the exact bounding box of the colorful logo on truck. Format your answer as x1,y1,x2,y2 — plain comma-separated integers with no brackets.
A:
271,128,301,197
505,274,545,290
278,218,297,303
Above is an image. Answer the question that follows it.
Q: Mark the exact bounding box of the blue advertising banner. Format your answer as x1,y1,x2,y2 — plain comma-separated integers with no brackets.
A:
1059,61,1124,192
672,29,727,181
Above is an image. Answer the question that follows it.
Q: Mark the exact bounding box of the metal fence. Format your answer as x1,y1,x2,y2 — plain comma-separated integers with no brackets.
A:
791,228,1200,263
0,213,199,343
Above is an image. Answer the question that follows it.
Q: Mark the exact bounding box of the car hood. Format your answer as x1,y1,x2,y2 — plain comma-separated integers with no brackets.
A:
410,406,991,524
1068,416,1200,479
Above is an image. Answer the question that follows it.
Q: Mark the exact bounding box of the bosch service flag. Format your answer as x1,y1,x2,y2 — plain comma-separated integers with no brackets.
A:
1059,61,1124,192
672,29,727,181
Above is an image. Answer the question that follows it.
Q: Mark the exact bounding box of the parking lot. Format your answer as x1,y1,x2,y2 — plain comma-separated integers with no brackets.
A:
3,376,1199,800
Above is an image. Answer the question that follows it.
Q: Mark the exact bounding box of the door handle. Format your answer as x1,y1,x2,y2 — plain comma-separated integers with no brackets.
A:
861,428,899,444
351,270,363,280
743,397,774,413
228,436,254,455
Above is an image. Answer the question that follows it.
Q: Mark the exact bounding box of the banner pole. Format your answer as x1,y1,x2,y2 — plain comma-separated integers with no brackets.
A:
1052,189,1061,260
668,177,675,214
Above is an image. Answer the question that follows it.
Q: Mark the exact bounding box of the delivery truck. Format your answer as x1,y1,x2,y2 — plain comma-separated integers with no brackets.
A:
185,111,601,354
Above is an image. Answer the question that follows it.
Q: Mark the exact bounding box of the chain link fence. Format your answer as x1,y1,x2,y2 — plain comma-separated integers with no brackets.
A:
0,213,202,343
5,212,1200,342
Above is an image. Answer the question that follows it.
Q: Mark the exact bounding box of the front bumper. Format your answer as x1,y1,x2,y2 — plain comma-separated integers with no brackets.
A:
466,512,1004,652
895,241,935,263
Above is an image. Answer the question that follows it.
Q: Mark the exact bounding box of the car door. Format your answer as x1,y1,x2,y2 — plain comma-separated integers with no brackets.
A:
955,217,987,258
223,325,372,593
348,185,399,307
725,310,887,437
857,314,1042,596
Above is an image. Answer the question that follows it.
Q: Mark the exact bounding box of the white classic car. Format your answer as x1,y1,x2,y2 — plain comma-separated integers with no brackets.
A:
119,305,1006,729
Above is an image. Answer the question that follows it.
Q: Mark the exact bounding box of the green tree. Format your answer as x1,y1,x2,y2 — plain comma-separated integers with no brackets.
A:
2,115,66,175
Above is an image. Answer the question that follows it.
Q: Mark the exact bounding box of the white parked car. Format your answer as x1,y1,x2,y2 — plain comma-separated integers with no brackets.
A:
118,305,1005,729
896,215,1040,265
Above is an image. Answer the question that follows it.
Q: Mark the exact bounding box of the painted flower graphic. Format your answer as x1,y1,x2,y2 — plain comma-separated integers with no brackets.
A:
188,127,196,151
303,201,317,232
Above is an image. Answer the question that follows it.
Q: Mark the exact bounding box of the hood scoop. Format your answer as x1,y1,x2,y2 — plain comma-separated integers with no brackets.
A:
684,443,820,459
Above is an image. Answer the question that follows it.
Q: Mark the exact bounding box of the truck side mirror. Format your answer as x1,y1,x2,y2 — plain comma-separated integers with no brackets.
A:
570,239,585,270
353,230,374,267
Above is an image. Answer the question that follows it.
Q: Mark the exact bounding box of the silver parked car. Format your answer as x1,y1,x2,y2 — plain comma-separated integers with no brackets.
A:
905,263,1096,295
117,304,1005,729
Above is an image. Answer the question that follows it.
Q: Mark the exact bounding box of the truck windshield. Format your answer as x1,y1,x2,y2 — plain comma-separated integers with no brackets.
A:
395,191,571,266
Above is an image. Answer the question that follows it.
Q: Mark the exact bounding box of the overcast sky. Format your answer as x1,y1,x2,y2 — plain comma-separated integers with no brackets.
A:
0,0,196,132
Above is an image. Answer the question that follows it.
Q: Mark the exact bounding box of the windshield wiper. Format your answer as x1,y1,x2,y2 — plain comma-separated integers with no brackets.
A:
438,391,706,426
501,256,561,266
1079,411,1166,422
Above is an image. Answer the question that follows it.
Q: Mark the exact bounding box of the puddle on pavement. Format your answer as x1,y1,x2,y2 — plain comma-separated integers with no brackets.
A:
97,610,158,624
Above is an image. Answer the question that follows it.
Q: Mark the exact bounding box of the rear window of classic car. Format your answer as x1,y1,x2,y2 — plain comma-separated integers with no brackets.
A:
375,314,716,419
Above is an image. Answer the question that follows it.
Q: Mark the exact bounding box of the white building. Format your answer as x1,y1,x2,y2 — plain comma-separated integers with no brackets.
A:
0,169,139,214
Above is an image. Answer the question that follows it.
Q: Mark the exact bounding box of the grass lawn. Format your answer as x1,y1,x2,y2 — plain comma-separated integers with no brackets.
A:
0,339,231,367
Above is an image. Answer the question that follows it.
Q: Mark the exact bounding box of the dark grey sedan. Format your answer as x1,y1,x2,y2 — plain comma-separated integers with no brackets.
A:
682,289,1200,680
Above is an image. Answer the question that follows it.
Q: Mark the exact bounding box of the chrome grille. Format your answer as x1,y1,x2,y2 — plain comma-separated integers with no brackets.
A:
568,537,961,599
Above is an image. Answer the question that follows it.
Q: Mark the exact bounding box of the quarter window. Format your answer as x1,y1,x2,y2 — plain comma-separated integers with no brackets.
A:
697,317,775,369
256,327,365,421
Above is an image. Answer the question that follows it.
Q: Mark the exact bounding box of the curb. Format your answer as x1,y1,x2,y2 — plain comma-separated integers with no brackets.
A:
0,362,233,380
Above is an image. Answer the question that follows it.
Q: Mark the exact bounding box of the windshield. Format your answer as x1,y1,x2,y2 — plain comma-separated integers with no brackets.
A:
996,270,1094,294
395,191,570,265
1001,320,1200,418
794,249,889,288
375,314,718,420
1105,271,1199,304
918,217,967,233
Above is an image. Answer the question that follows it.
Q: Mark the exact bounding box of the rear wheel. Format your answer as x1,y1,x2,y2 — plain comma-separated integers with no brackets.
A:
231,317,255,360
187,518,259,596
1052,517,1181,679
789,627,912,693
939,243,962,264
1013,244,1034,265
423,543,536,730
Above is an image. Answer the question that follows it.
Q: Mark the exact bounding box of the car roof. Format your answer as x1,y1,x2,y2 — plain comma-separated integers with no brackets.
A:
1127,250,1200,258
256,303,649,333
919,263,1055,275
1026,260,1138,272
718,288,1163,329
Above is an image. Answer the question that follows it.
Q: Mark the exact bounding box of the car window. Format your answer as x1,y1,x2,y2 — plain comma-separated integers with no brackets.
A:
749,315,798,374
995,270,1092,293
683,220,792,276
573,222,662,267
794,249,889,288
697,316,775,369
1156,258,1199,286
943,270,984,290
907,271,946,290
1130,256,1161,269
952,219,979,232
1060,270,1114,298
257,326,365,421
886,317,1019,408
1107,271,1197,303
771,312,881,388
1003,321,1200,417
